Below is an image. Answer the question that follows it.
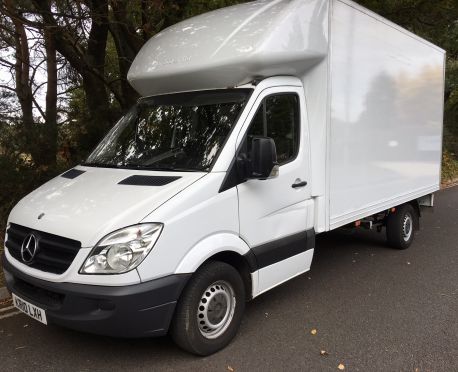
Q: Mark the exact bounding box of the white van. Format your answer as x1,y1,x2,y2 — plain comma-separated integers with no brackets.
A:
3,0,445,355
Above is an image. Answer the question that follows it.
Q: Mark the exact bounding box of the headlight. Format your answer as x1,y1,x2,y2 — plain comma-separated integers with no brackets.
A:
5,223,10,242
80,223,163,274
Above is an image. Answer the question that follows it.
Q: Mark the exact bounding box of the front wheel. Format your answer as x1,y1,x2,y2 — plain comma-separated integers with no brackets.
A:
170,261,245,356
386,204,417,249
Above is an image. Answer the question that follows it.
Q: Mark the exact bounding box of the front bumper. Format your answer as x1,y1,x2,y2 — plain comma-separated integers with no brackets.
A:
2,253,190,338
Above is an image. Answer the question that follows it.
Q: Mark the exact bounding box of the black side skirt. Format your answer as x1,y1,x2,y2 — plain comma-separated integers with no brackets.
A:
244,229,315,272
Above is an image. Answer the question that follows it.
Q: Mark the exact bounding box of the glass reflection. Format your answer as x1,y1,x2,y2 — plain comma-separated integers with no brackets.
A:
85,89,252,171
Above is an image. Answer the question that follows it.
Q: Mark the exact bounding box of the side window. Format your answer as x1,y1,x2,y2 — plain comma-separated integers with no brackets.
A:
246,94,300,165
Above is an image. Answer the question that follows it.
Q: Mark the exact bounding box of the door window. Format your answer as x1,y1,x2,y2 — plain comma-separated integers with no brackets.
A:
245,94,300,165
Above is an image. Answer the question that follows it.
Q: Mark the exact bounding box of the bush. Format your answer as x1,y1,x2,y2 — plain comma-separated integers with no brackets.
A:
442,150,458,184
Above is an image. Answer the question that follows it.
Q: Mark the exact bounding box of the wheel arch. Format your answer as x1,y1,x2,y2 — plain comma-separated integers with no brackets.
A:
407,199,421,230
204,251,255,301
174,233,257,300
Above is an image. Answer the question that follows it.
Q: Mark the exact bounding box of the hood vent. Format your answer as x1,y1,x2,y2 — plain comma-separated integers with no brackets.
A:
118,175,181,186
61,168,86,179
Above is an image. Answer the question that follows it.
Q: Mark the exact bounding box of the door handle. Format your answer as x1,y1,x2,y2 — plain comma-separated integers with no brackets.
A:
292,180,307,188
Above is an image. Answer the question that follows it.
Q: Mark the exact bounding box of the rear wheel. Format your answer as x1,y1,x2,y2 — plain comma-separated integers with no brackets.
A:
170,261,245,356
386,204,417,249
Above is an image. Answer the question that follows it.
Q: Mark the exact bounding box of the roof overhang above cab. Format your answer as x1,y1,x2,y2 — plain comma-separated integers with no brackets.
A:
128,0,329,97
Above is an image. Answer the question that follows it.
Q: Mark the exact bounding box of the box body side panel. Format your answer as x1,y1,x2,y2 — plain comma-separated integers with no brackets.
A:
328,0,445,229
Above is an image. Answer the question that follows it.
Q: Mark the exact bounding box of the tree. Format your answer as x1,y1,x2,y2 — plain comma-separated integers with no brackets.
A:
0,0,59,166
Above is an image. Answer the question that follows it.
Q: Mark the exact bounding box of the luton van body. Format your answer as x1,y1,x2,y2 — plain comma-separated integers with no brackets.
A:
3,0,445,355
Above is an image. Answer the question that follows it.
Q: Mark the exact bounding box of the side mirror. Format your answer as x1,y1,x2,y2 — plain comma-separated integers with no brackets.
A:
249,136,279,180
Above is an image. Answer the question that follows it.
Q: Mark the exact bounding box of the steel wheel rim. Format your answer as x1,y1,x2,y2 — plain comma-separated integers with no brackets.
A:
197,280,236,339
402,213,413,242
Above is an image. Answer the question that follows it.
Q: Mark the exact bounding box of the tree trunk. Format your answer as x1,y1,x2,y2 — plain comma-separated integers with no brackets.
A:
43,26,58,166
32,0,112,147
82,0,112,144
109,0,142,109
6,0,36,162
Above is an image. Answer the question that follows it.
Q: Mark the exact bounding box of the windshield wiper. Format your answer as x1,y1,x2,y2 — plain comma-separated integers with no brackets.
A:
80,162,119,169
142,148,185,166
140,166,204,172
82,162,204,172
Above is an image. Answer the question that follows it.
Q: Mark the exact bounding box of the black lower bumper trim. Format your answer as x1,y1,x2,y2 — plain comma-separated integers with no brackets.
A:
2,253,190,338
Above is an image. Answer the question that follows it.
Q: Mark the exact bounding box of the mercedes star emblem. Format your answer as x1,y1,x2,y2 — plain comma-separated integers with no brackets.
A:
21,234,38,264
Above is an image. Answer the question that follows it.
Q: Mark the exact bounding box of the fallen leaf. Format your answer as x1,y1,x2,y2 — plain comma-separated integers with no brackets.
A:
311,329,317,335
338,363,345,370
320,350,328,356
23,324,28,328
0,298,12,306
227,366,234,372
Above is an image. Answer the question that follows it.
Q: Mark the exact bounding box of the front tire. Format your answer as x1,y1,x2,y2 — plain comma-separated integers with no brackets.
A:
386,204,417,249
170,261,245,356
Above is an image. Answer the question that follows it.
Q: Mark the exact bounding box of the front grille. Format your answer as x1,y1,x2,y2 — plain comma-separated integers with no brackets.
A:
5,223,81,274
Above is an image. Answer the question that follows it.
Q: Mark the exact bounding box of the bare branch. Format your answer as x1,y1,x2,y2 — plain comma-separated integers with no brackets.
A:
0,84,16,92
0,56,15,67
29,58,47,85
31,95,46,120
32,81,47,96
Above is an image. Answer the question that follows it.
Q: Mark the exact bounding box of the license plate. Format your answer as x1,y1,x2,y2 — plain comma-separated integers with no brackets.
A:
12,293,48,325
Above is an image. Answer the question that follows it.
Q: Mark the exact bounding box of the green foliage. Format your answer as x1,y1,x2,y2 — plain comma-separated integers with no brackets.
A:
0,126,68,243
444,58,458,155
442,150,458,183
60,87,95,162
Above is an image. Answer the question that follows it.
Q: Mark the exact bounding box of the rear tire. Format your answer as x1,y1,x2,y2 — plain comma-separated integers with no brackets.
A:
386,204,416,249
170,261,245,356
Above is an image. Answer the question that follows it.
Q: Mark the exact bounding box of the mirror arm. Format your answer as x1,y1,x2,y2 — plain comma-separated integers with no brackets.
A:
236,153,249,181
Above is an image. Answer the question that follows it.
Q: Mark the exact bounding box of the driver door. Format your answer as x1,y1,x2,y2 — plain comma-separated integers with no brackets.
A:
236,86,314,296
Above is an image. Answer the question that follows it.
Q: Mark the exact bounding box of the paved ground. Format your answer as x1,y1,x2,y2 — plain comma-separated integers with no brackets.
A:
0,187,457,371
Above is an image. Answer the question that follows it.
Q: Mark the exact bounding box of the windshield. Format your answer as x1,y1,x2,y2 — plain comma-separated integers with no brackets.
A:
84,89,252,172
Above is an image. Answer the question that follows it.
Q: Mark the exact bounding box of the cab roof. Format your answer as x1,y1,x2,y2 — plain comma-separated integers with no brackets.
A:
127,0,329,97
